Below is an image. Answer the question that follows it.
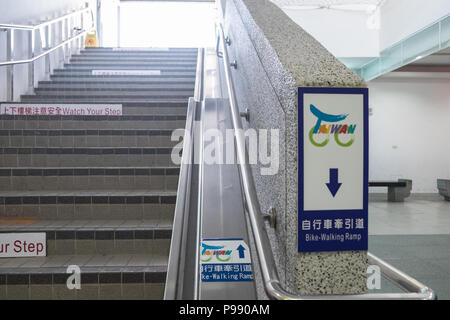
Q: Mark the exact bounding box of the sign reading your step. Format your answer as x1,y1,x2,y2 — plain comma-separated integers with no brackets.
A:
298,87,368,253
0,233,46,258
0,104,122,116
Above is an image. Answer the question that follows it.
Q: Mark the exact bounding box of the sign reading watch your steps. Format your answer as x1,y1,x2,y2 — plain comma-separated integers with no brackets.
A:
92,70,161,76
200,238,253,282
298,87,368,253
0,104,122,116
0,233,46,258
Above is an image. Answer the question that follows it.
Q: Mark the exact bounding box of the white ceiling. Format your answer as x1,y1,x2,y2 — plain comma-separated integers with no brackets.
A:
412,47,450,66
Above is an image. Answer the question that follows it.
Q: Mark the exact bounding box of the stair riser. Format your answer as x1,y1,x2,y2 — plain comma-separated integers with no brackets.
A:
82,49,196,52
0,153,180,168
0,173,179,192
0,230,170,256
0,202,175,221
54,67,196,72
0,134,179,148
0,280,165,300
36,85,195,90
50,74,196,79
23,94,193,100
20,98,190,104
71,58,197,63
66,62,197,67
33,90,193,96
0,119,186,130
47,238,169,257
47,77,195,83
79,52,196,56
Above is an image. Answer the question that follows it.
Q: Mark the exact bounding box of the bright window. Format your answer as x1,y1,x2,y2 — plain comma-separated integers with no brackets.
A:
118,1,216,48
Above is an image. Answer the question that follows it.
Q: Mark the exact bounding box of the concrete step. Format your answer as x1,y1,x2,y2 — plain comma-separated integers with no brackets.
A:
36,83,195,90
0,146,181,167
49,74,196,80
76,53,197,58
45,77,195,84
65,62,197,68
55,66,196,72
20,96,190,104
50,72,196,79
82,46,196,50
81,47,197,54
78,50,197,55
0,114,186,130
0,129,178,148
0,219,171,256
0,257,167,299
31,90,193,98
0,190,176,221
70,57,197,63
0,167,179,192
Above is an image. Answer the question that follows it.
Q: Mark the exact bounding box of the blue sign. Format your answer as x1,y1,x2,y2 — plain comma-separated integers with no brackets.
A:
298,87,369,253
200,238,254,282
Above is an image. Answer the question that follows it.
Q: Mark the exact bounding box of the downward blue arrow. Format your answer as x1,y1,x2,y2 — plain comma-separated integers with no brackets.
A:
237,245,246,259
326,168,342,197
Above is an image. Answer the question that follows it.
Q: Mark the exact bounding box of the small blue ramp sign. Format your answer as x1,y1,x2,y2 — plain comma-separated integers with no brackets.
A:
200,238,254,282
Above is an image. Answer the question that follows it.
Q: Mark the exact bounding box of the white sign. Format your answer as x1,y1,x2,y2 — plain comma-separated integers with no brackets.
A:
92,70,161,76
303,93,365,211
0,104,122,116
0,233,46,258
200,239,253,282
112,47,170,51
298,87,368,253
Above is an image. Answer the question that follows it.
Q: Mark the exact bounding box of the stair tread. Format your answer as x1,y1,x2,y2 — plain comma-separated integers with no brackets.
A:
2,166,178,170
21,95,188,102
0,254,168,272
0,190,177,196
0,219,172,231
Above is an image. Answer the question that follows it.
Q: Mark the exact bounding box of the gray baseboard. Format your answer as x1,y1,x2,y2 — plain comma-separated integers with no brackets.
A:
369,193,445,202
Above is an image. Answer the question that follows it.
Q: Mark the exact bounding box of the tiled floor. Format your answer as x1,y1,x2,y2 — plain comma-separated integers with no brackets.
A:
368,198,450,299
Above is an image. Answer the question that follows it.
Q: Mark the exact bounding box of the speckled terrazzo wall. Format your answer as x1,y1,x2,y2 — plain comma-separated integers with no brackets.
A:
221,0,368,295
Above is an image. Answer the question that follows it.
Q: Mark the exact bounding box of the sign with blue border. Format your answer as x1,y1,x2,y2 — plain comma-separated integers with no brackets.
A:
298,87,368,253
200,238,254,282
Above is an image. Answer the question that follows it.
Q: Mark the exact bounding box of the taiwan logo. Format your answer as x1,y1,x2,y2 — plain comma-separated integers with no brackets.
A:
200,243,232,262
309,104,356,148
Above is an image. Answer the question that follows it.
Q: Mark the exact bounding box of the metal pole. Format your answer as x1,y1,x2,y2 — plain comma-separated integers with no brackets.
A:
59,19,64,65
68,15,72,56
97,0,102,47
117,3,121,48
44,22,50,78
80,9,84,51
28,28,35,92
6,29,14,101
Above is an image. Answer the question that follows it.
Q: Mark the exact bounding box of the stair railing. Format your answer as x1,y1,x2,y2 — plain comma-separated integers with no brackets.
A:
0,5,94,101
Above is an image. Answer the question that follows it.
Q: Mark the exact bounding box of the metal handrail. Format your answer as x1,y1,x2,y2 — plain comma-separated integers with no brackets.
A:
216,22,436,300
0,31,87,67
0,5,93,101
0,7,92,31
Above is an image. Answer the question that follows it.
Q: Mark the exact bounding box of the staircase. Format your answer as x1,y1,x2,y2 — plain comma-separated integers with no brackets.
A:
0,47,197,299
